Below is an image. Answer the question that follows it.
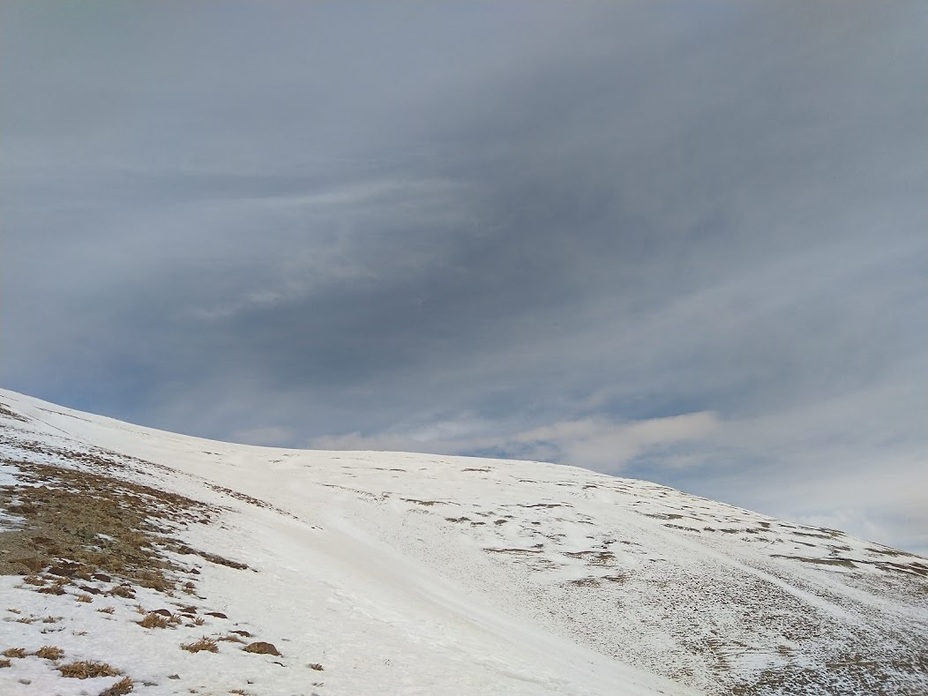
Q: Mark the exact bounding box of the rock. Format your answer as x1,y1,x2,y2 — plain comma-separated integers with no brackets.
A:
243,641,280,656
47,563,79,577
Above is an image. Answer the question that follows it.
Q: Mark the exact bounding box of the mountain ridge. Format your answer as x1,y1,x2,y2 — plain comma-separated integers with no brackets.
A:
0,388,925,695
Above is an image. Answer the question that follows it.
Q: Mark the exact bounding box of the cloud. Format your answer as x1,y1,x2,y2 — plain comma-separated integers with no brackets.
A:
1,2,925,553
311,411,722,474
232,426,294,448
508,412,723,471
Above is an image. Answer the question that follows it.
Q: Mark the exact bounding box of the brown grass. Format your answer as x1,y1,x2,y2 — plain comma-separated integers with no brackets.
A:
59,660,122,679
0,659,10,668
0,460,215,594
2,647,26,658
137,612,170,629
35,645,64,660
108,584,136,599
97,606,116,614
38,585,66,595
218,634,246,643
99,676,134,695
173,546,250,571
77,593,94,603
181,637,218,653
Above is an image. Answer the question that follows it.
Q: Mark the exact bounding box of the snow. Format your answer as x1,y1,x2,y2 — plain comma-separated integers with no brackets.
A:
0,464,20,488
1,388,927,695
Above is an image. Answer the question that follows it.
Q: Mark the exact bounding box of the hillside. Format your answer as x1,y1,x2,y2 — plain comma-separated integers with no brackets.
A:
0,389,925,695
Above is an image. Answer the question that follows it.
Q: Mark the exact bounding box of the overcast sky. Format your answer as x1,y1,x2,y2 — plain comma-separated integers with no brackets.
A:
2,2,926,554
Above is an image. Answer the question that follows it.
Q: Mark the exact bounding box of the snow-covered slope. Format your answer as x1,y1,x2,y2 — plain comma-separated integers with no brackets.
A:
0,389,925,696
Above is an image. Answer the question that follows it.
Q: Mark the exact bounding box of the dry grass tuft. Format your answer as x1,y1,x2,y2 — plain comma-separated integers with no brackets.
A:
175,546,249,570
97,606,116,615
218,634,246,643
2,647,26,658
0,658,10,668
99,676,134,695
35,645,64,660
181,637,218,653
108,584,136,599
76,593,94,603
59,660,122,679
137,612,170,629
308,662,324,671
38,585,67,595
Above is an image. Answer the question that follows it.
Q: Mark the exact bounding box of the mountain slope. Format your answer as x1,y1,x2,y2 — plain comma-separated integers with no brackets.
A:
0,389,925,695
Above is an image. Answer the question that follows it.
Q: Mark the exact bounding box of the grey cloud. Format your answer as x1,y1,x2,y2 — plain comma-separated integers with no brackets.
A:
2,2,925,552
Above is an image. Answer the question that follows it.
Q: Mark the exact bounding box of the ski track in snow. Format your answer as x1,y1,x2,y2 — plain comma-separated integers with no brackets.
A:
0,388,926,695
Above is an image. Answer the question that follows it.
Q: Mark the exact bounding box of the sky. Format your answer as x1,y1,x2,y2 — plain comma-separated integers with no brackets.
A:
1,2,926,554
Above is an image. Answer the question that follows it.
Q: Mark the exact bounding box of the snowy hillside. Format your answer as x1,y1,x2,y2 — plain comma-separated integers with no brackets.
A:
0,389,926,696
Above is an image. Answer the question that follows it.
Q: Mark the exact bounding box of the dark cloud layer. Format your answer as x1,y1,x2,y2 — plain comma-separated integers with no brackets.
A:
2,2,926,553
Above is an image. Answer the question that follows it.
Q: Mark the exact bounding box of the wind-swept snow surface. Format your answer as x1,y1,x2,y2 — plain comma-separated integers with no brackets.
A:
0,389,925,695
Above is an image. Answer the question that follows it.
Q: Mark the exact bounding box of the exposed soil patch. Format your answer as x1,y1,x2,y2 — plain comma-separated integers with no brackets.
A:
484,546,544,555
563,550,615,566
402,498,444,507
771,555,856,569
